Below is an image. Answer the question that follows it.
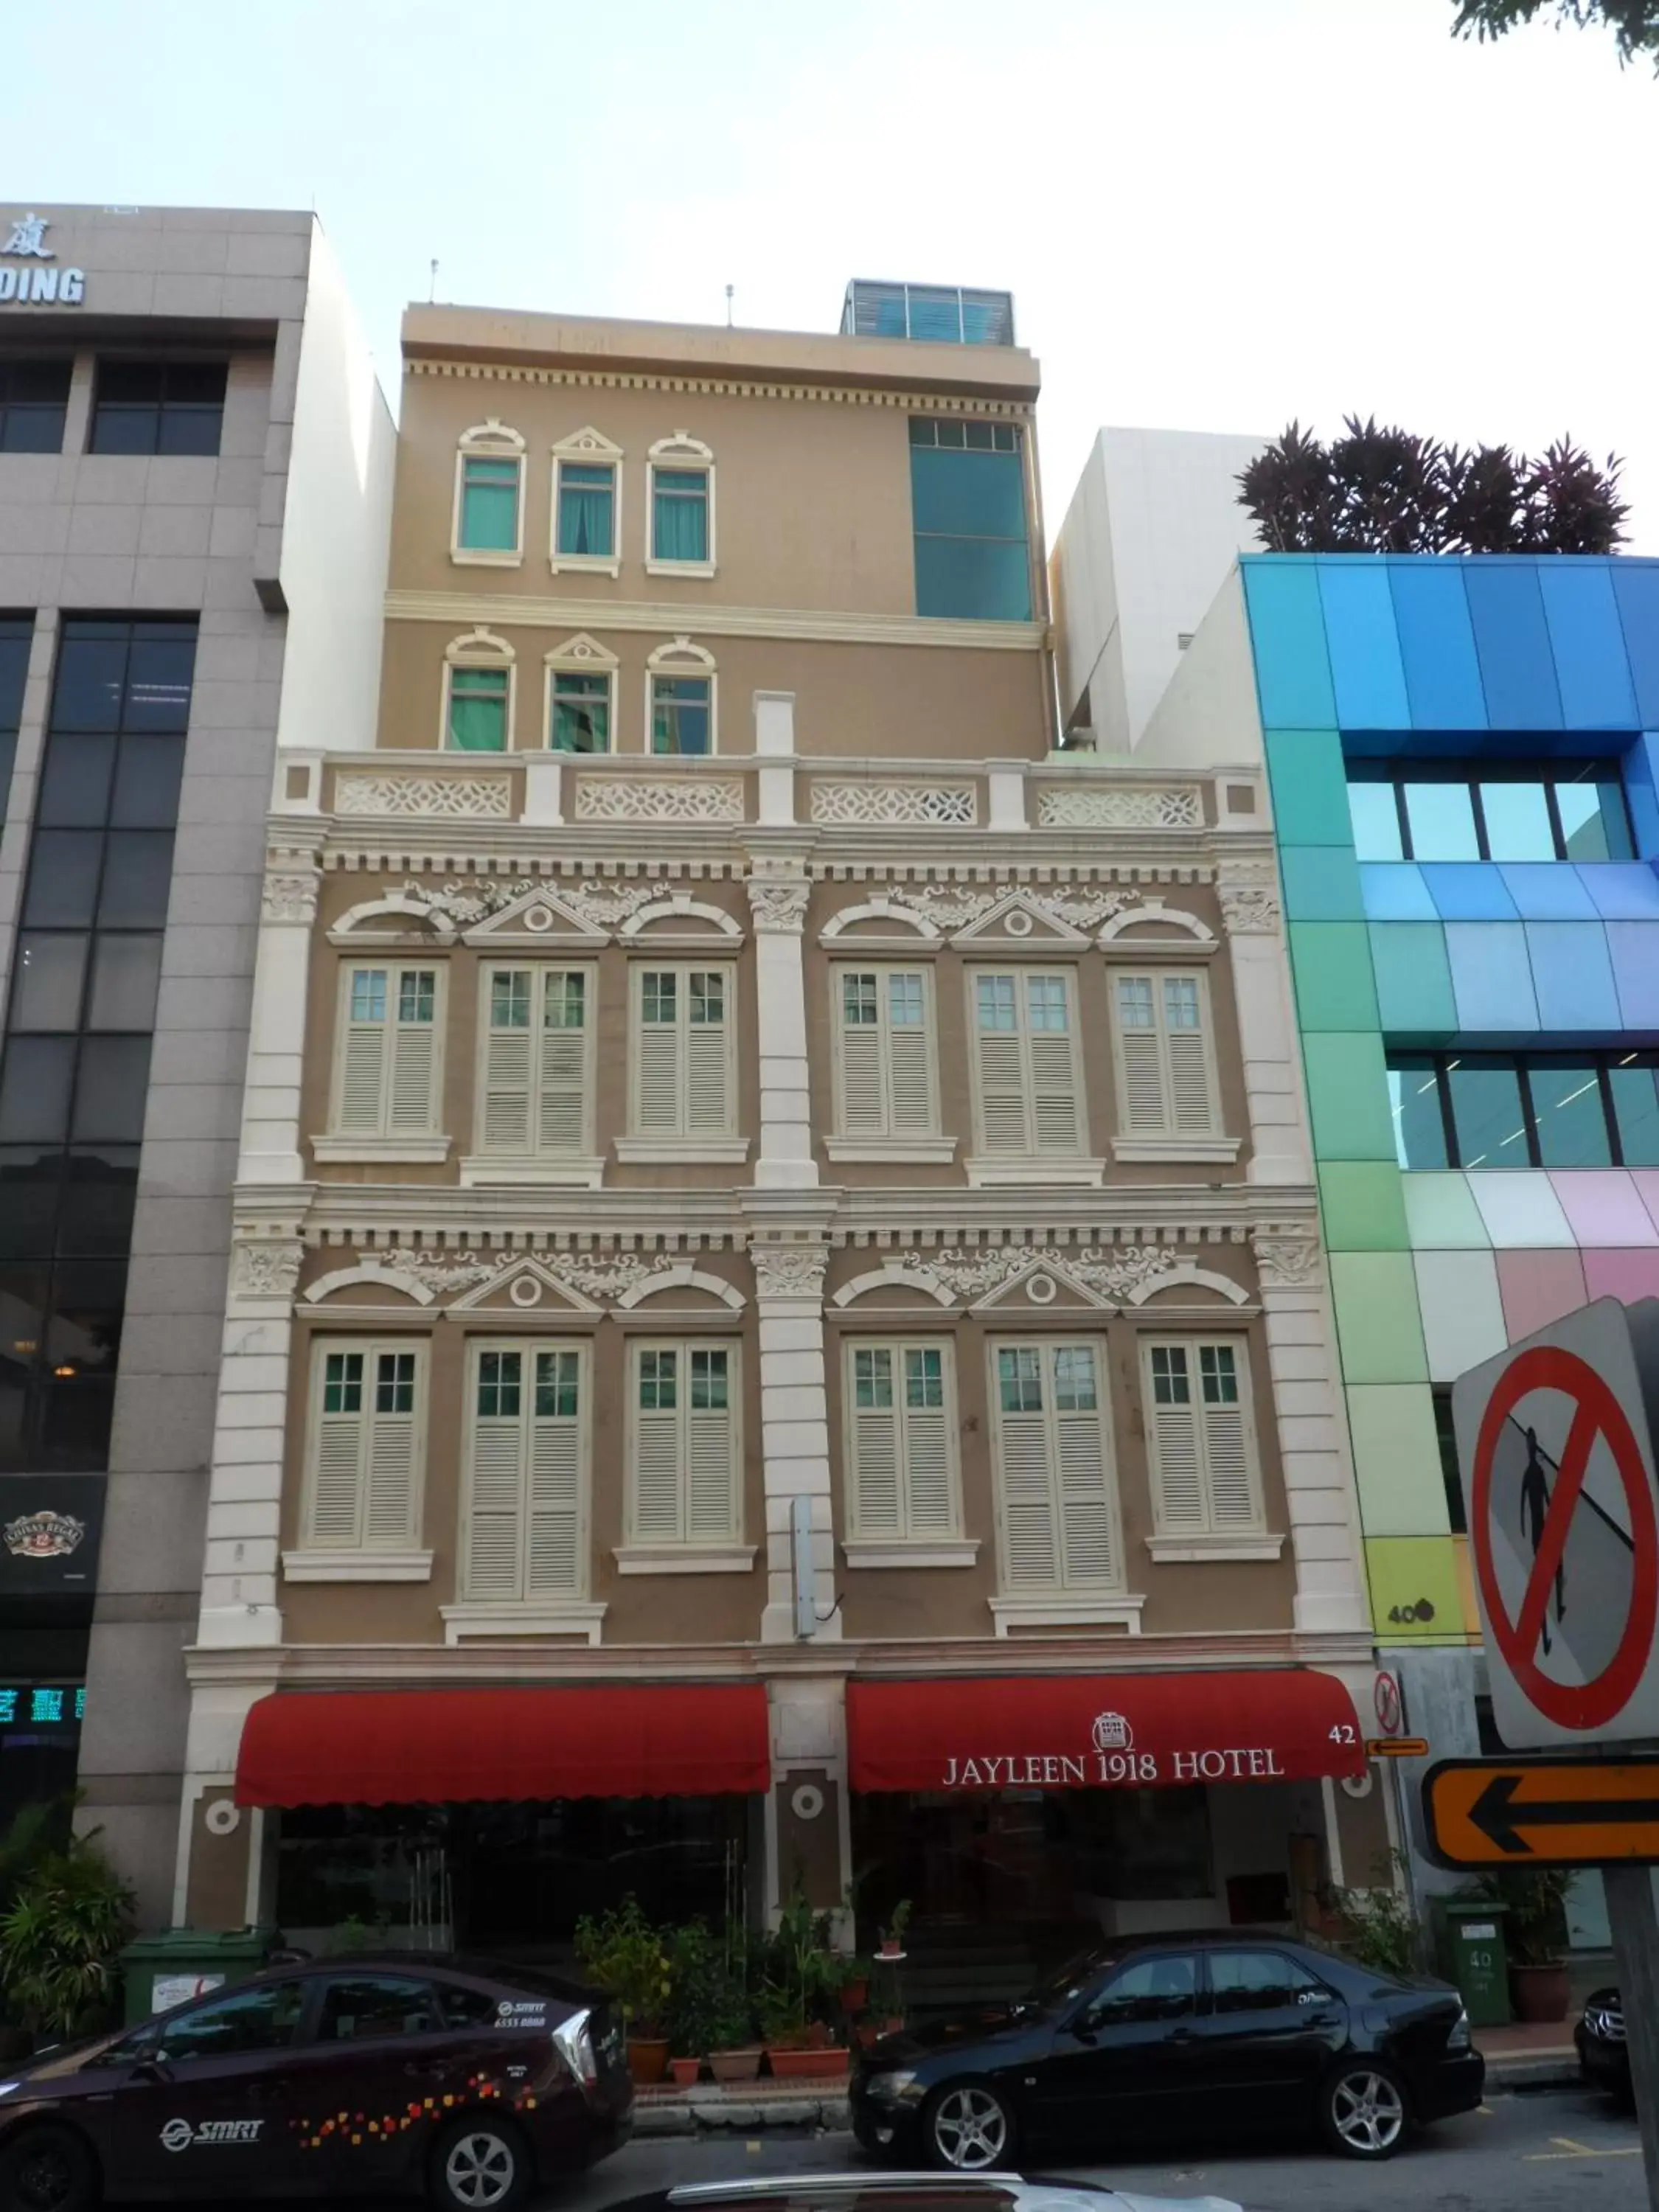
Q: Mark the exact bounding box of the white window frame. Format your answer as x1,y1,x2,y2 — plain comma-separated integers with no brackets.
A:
644,635,718,757
549,426,623,577
451,420,526,567
841,1338,974,1568
827,965,953,1164
450,1338,602,1636
1140,1335,1277,1562
461,961,602,1189
1110,967,1237,1165
965,966,1102,1189
987,1337,1141,1636
616,959,746,1164
441,626,517,754
618,1338,750,1573
314,960,449,1164
645,431,717,577
542,633,618,755
285,1337,432,1582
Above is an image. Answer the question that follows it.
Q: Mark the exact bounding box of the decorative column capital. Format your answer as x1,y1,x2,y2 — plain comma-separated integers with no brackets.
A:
261,868,321,925
230,1238,305,1301
746,880,810,933
751,1242,829,1302
1252,1226,1324,1290
1218,872,1282,936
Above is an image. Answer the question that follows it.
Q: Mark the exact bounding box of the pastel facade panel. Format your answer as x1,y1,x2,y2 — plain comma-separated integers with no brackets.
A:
1289,922,1378,1031
1495,1245,1589,1338
1369,923,1455,1036
1547,1170,1659,1248
1301,1032,1397,1161
1463,562,1562,732
1318,1160,1409,1251
1498,863,1598,920
1281,844,1366,922
1317,560,1411,730
1329,1253,1429,1382
1525,922,1619,1032
1360,863,1439,922
1607,924,1659,1028
1346,1383,1450,1537
1241,559,1337,729
1538,562,1639,731
1579,864,1659,920
1422,864,1518,922
1631,1172,1659,1239
1366,1536,1471,1642
1387,560,1486,731
1264,728,1350,846
1411,1248,1508,1382
1610,564,1659,728
1625,735,1659,860
1582,1249,1659,1304
1469,1172,1576,1248
1444,922,1539,1033
1401,1171,1492,1249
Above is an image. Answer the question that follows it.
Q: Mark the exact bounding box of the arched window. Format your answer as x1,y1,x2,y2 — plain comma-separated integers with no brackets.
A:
452,421,525,564
442,627,515,752
543,633,618,754
646,637,717,756
551,427,623,576
647,432,716,574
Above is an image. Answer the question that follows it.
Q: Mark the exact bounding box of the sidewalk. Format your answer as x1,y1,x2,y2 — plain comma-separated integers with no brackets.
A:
1478,2017,1581,2093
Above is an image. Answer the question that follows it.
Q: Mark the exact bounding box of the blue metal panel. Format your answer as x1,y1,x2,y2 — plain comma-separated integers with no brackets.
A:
1464,562,1563,731
1318,561,1411,730
1525,922,1620,1031
1420,863,1519,921
1279,844,1366,920
1241,560,1337,730
1360,862,1439,921
1538,562,1639,731
1579,863,1659,919
1625,734,1659,863
1444,922,1540,1032
1611,564,1659,728
1388,560,1486,731
1607,922,1659,1031
1498,863,1599,920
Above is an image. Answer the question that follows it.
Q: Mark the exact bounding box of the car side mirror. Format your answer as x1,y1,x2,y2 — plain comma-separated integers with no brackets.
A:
128,2056,170,2084
1064,2011,1098,2043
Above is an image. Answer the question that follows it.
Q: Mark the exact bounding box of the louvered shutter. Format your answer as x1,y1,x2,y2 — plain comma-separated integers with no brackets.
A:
887,1003,935,1134
840,1020,886,1136
1116,977,1169,1135
633,1371,684,1540
1200,1349,1259,1528
902,1391,954,1535
526,1382,582,1594
1164,978,1217,1135
686,1384,737,1540
849,1350,902,1537
389,986,438,1135
1028,1024,1083,1156
685,1017,730,1135
538,987,588,1155
1054,1384,1116,1586
998,1405,1060,1587
976,1029,1032,1155
364,1375,417,1549
1148,1349,1207,1533
309,1400,364,1546
338,1000,386,1135
466,1382,526,1600
636,983,683,1134
481,1001,533,1155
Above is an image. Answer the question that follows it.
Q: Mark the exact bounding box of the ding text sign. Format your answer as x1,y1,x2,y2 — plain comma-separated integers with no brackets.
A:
1451,1298,1659,1749
1424,1755,1659,1869
1,215,85,308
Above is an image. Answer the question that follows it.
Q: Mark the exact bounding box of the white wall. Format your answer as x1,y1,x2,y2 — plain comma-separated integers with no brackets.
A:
1051,426,1267,752
274,221,395,755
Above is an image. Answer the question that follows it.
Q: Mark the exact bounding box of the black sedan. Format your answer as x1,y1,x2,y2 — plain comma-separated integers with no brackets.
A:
1576,1986,1631,2106
850,1930,1482,2168
0,1952,632,2212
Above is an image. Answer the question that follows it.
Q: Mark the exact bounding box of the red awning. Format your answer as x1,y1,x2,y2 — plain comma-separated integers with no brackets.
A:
236,1685,771,1808
847,1671,1366,1792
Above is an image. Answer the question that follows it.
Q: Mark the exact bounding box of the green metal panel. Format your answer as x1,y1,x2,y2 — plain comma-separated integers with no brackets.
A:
1330,1252,1430,1381
1301,1032,1397,1161
1400,1172,1491,1249
1288,922,1380,1032
1318,1160,1410,1251
1366,1534,1468,1641
1346,1383,1450,1535
1264,728,1350,847
1368,921,1456,1037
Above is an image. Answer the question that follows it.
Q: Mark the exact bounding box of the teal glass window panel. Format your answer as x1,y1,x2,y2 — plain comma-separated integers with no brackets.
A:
1404,782,1479,860
650,675,711,756
550,670,610,753
1479,781,1554,862
1557,776,1633,862
652,470,709,562
1528,1061,1612,1167
1388,1055,1448,1171
448,666,507,751
1611,1062,1659,1166
556,463,615,557
914,536,1031,621
1447,1061,1528,1172
910,446,1027,540
911,442,1031,621
459,457,519,552
1347,782,1403,860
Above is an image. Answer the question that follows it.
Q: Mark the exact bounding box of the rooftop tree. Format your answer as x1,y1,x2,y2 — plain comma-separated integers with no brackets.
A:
1451,1,1659,67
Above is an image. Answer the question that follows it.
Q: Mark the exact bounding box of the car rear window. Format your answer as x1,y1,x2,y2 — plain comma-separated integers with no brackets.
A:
437,1983,507,2028
316,1975,442,2040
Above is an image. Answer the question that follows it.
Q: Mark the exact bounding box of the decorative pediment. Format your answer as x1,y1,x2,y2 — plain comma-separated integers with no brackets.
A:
616,1265,744,1312
544,630,619,672
329,893,459,946
946,886,1096,950
818,898,940,947
871,884,1145,942
450,1258,602,1316
619,894,742,942
969,1256,1114,1311
886,1243,1213,1311
1099,900,1218,953
832,1265,955,1310
552,426,623,460
355,1248,708,1312
302,1262,435,1307
462,883,610,949
1124,1265,1250,1307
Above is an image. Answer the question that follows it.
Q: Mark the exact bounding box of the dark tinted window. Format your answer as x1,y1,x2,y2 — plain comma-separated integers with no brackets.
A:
316,1976,442,2041
1087,1953,1198,2025
157,1980,306,2060
90,359,226,457
0,360,70,453
1209,1950,1329,2014
0,617,32,828
1391,1052,1659,1172
1347,759,1632,863
437,1981,507,2029
908,419,1030,622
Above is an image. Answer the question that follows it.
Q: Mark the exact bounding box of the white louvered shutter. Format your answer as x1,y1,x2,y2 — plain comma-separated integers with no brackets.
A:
887,976,935,1134
388,973,439,1135
686,1353,737,1540
309,1354,365,1547
632,1351,683,1540
1052,1351,1116,1586
364,1354,418,1548
839,980,887,1138
338,973,387,1135
481,975,534,1155
685,975,731,1136
466,1357,527,1599
1200,1346,1259,1528
1163,977,1217,1135
849,1349,902,1537
995,1349,1060,1588
902,1363,955,1537
636,973,682,1134
526,1353,583,1594
1116,975,1169,1135
1147,1346,1207,1533
975,976,1032,1156
538,978,588,1155
1027,1025,1083,1160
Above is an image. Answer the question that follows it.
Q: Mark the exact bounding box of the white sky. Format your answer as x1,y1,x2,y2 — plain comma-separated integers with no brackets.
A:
6,0,1656,546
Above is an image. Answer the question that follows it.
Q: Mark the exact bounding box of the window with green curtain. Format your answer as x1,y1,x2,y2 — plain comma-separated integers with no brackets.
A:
557,462,615,558
550,669,610,753
447,664,508,751
908,419,1029,619
459,456,520,552
652,469,709,563
651,675,711,756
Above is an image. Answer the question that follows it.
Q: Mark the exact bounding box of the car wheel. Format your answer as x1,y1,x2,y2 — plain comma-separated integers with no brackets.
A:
923,2081,1016,2171
428,2115,530,2212
1321,2059,1408,2159
0,2124,100,2212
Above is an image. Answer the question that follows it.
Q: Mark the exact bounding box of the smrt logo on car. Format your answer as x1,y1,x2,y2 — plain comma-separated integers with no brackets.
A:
161,2117,262,2151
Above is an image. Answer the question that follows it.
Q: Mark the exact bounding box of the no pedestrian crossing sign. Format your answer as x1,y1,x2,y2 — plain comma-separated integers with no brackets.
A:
1451,1298,1659,1750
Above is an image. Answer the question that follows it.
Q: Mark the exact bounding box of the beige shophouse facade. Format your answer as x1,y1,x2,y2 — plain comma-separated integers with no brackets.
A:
175,295,1388,1966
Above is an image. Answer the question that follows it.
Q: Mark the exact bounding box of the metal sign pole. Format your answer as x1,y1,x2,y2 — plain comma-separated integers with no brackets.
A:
1606,1865,1659,2212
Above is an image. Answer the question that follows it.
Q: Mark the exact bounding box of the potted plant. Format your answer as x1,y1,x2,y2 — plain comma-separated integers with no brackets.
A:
574,1896,674,2084
667,1920,755,2088
0,1832,133,2045
1475,1868,1573,2022
877,1898,911,1960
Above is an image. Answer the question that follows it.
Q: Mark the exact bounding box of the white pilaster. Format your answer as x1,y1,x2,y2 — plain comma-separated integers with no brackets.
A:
746,873,816,1191
239,854,321,1184
753,1244,839,1644
754,689,797,827
1220,867,1311,1189
195,1235,303,1649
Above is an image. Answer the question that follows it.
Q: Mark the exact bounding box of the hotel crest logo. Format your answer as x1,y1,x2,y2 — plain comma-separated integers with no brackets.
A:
1,215,86,307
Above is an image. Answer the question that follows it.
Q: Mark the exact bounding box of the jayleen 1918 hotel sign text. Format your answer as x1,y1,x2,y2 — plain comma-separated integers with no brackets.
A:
1,215,86,306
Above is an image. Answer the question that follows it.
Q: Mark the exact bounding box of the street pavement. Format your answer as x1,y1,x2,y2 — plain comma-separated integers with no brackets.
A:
556,2082,1646,2212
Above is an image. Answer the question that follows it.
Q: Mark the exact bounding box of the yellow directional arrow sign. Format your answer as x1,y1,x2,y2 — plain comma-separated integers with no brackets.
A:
1423,1756,1659,1869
